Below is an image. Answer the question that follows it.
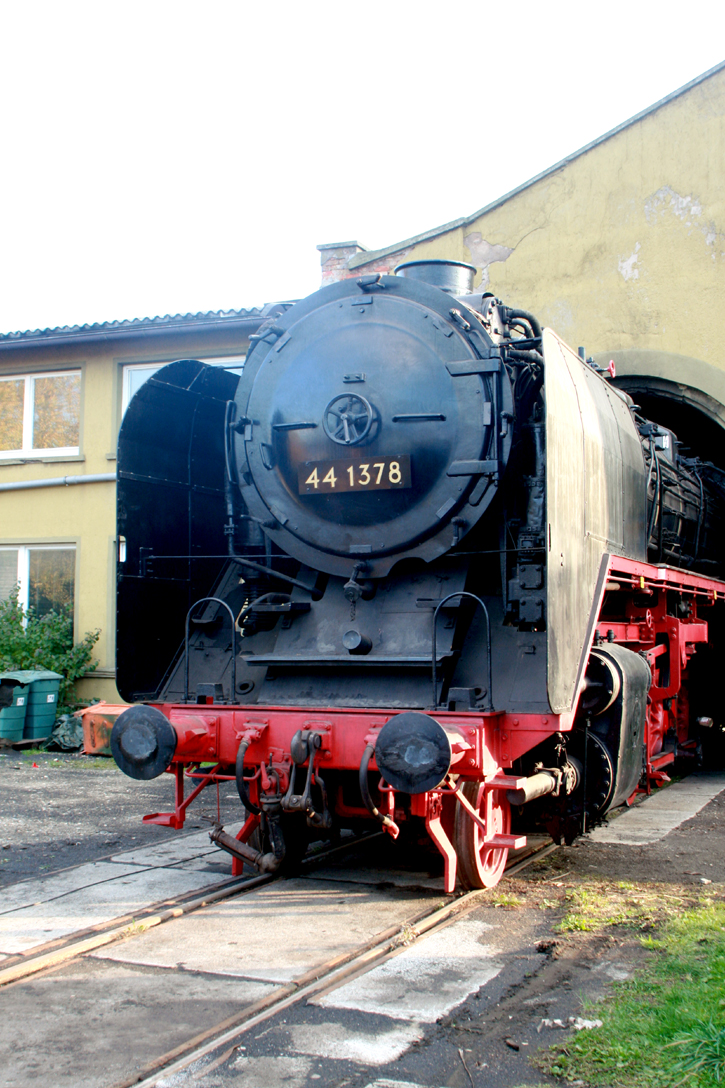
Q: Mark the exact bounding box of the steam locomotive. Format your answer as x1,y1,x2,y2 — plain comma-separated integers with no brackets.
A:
111,259,725,891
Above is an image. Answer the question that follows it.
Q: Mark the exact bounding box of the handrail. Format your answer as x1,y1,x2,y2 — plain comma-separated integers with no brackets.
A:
183,596,237,703
431,591,493,711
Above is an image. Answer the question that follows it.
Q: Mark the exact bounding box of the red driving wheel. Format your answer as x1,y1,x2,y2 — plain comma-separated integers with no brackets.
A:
454,781,510,889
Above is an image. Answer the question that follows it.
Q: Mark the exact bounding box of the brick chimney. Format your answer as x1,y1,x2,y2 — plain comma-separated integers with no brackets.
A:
317,241,369,286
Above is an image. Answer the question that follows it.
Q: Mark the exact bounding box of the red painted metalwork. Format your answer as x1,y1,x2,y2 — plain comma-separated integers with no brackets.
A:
138,705,540,890
605,556,724,796
134,554,725,888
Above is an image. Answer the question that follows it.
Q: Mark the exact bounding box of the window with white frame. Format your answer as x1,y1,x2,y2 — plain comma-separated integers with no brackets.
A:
121,356,246,416
0,545,76,618
0,371,81,457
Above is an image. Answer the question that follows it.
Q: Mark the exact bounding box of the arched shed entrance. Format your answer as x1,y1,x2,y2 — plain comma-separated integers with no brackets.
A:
592,349,725,468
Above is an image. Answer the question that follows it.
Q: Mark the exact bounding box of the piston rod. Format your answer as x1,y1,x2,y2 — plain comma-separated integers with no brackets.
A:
502,770,566,805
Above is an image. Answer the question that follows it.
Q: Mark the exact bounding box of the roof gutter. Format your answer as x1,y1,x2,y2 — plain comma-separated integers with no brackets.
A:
0,473,117,493
0,315,266,354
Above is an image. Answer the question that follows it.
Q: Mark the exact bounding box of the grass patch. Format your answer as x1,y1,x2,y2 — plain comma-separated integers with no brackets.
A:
555,880,696,934
492,891,524,909
537,899,725,1087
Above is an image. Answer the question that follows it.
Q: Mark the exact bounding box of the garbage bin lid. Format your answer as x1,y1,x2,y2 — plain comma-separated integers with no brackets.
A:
0,669,63,684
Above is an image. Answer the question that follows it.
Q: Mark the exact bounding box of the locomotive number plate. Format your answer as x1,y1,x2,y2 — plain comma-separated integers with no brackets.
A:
298,455,411,494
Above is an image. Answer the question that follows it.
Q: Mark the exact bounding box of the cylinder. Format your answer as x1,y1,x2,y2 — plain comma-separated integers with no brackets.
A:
394,259,477,295
343,630,372,655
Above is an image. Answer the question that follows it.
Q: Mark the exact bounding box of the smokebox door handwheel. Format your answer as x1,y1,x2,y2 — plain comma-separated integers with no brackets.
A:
322,393,374,446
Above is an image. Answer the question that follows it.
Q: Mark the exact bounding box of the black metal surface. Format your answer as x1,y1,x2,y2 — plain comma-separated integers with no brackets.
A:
641,431,725,573
116,359,240,702
184,596,237,702
587,644,650,810
432,592,492,710
115,279,725,758
375,712,452,794
394,259,477,295
110,705,177,780
233,274,513,580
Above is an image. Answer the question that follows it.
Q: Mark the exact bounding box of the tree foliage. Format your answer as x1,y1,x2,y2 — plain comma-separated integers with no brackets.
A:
0,588,99,711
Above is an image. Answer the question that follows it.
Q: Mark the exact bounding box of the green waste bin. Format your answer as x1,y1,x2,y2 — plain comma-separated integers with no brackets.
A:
23,670,63,741
0,672,31,742
0,669,63,742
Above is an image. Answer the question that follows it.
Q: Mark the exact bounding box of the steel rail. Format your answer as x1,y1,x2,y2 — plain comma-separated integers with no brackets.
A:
0,873,274,990
0,830,384,988
109,840,558,1088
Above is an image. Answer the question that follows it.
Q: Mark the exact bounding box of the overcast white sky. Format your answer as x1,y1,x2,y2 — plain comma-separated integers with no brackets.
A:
1,1,723,335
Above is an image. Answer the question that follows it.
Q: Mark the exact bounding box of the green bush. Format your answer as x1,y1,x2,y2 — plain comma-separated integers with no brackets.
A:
0,588,100,712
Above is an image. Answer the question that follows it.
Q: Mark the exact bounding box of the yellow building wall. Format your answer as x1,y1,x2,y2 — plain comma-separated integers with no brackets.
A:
390,65,725,368
0,326,253,705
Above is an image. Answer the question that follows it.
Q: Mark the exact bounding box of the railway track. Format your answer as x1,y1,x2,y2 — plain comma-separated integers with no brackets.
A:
0,832,554,987
116,841,558,1088
0,830,556,1088
0,830,400,987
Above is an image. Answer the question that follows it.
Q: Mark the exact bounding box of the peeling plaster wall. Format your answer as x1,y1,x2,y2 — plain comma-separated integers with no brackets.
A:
349,66,725,369
462,233,513,288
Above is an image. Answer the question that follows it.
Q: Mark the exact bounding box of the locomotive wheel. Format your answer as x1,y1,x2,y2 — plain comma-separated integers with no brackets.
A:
454,782,510,889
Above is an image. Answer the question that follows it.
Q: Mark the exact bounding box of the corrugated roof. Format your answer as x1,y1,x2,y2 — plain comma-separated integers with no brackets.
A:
0,305,267,348
349,58,725,271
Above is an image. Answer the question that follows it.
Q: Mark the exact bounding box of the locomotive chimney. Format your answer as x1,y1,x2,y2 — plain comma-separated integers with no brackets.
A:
394,259,477,295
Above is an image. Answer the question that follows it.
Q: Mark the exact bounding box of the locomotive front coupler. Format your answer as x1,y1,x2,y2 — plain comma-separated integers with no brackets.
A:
216,758,289,873
282,729,332,829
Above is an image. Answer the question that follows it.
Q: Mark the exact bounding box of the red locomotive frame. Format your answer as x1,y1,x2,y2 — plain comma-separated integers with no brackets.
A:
135,556,724,893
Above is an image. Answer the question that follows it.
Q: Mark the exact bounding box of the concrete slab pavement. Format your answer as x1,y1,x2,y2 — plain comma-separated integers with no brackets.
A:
0,825,242,955
285,1022,427,1066
108,830,222,867
0,860,150,914
587,772,725,845
0,865,223,953
0,957,276,1088
91,876,435,982
313,917,504,1022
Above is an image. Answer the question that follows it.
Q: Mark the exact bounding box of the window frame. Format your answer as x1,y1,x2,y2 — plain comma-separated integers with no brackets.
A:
0,369,82,458
0,542,78,620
